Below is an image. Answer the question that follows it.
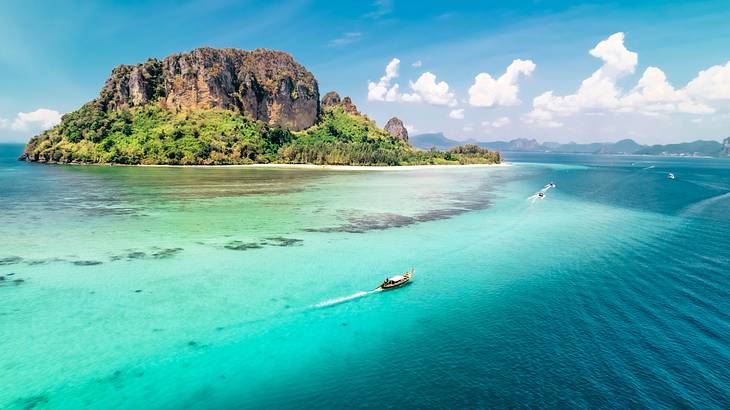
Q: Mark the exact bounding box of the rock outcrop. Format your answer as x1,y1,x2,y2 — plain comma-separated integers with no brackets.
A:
723,137,730,157
341,97,359,115
321,91,359,115
384,117,408,142
321,91,341,107
99,47,319,131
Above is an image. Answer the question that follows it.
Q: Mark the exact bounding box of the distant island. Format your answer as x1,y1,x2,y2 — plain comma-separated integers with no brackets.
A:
411,133,730,158
19,48,499,166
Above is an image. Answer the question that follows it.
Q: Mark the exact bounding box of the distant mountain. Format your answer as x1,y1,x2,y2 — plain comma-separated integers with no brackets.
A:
411,136,645,154
544,139,644,154
636,140,724,157
603,139,645,154
409,133,463,150
477,138,543,152
410,134,729,157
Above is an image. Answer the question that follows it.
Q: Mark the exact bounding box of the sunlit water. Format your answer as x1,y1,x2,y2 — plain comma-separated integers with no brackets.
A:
1,144,729,409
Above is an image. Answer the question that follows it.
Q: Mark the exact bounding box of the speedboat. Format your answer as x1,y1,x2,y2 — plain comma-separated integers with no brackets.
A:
538,192,545,198
668,173,676,180
378,268,414,290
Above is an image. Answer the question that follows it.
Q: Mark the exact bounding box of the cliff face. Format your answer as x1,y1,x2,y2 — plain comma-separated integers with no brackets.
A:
384,117,408,142
723,137,730,156
99,47,319,131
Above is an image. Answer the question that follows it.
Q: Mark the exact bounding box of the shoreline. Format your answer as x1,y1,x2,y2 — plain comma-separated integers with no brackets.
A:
53,162,510,171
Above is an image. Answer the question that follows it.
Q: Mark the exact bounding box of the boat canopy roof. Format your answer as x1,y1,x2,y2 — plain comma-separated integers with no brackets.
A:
389,275,404,282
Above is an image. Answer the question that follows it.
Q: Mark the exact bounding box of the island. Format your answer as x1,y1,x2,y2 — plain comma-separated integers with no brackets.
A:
19,47,500,166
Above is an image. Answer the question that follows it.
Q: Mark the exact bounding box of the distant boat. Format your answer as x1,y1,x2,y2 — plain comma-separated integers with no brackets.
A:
668,173,676,180
378,268,414,290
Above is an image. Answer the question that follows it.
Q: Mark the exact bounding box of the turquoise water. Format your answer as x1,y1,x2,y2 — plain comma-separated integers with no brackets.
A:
1,144,729,409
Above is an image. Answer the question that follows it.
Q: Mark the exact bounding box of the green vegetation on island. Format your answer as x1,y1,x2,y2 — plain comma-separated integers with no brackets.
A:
22,103,500,166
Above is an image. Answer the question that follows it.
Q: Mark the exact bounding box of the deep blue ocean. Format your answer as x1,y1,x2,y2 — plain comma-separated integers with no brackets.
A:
1,144,729,409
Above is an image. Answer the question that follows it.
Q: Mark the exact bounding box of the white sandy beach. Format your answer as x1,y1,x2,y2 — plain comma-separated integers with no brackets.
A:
129,162,511,171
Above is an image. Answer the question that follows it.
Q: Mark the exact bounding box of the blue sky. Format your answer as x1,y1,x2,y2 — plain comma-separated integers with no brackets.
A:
2,0,730,144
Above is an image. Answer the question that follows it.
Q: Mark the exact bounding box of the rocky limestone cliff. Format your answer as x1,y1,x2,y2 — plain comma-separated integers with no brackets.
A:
99,47,319,131
340,97,359,115
321,91,359,115
321,91,341,107
723,137,730,156
384,117,408,142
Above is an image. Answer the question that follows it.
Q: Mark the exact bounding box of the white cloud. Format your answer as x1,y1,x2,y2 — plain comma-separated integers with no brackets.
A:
367,60,456,106
1,108,62,132
684,61,730,100
404,124,418,134
368,58,401,101
522,108,563,128
328,32,362,47
621,67,714,115
403,72,457,106
462,125,473,132
384,83,401,102
482,117,511,128
399,92,422,103
468,59,536,107
622,67,681,107
449,108,464,119
677,101,715,114
530,33,637,117
590,32,638,75
412,60,422,68
524,32,726,128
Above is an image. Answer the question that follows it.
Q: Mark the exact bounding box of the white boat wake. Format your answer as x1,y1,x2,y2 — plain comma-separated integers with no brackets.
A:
680,191,730,218
313,289,382,308
528,183,556,203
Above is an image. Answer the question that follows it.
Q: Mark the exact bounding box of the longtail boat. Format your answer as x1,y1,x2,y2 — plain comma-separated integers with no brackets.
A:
377,268,414,290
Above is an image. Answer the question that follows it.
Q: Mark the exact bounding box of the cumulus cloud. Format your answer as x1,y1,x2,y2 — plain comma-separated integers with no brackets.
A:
684,61,730,100
1,109,62,132
530,33,637,119
468,59,536,107
368,60,457,106
622,67,714,115
522,108,563,128
482,117,511,128
524,32,728,127
412,60,422,68
404,124,418,134
590,32,638,75
449,109,464,119
367,58,401,101
403,72,457,106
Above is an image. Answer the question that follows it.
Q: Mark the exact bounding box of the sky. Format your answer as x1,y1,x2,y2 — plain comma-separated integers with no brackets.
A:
2,0,730,144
